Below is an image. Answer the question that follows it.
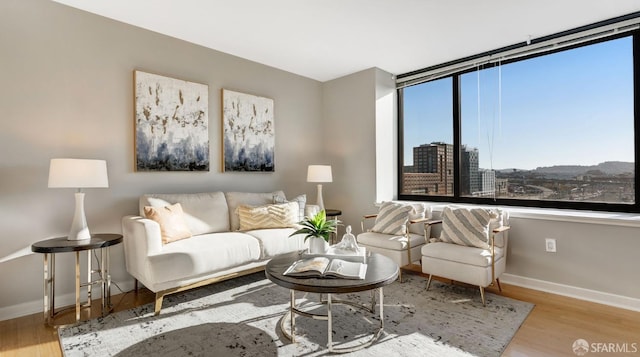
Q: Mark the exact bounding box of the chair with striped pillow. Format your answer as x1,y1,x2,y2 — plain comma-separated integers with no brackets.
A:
421,206,510,305
356,201,440,282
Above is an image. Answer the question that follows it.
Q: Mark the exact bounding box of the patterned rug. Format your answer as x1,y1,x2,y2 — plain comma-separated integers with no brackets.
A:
58,273,533,356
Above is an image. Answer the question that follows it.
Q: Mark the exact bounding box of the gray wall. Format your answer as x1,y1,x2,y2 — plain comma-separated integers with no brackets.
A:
0,0,323,316
1,0,638,319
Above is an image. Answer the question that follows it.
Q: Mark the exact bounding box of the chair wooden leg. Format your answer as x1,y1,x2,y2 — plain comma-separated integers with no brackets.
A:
479,286,486,306
426,274,433,290
496,278,502,292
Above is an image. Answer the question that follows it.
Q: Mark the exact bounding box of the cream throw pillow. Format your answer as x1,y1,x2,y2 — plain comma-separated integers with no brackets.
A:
144,203,193,244
237,202,299,230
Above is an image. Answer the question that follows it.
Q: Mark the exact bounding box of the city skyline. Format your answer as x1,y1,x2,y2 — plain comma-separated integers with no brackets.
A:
403,35,634,171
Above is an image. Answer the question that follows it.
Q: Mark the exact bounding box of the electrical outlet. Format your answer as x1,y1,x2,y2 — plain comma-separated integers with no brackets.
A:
545,238,557,253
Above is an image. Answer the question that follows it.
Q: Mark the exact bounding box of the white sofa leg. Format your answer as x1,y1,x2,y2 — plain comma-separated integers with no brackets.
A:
479,286,486,306
426,274,433,290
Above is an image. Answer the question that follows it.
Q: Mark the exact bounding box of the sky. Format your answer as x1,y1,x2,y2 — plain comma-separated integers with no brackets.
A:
402,35,634,171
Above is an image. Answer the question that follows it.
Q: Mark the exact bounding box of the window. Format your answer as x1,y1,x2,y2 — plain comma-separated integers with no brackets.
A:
398,29,638,212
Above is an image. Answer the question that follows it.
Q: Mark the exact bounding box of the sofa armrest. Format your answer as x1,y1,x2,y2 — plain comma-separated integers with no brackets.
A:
122,215,163,284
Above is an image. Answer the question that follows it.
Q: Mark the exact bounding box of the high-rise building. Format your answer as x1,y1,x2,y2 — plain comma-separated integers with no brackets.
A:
461,145,480,195
403,142,454,195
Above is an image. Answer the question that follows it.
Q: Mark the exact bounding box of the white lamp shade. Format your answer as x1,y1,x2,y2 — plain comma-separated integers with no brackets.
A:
307,165,332,183
48,159,109,188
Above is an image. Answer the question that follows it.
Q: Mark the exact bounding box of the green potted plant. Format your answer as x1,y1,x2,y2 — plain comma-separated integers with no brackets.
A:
289,210,339,254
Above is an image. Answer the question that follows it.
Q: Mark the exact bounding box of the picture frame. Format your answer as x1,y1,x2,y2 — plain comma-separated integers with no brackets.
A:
134,70,209,171
221,89,275,172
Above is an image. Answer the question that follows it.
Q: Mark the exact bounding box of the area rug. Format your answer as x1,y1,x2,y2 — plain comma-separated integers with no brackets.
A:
59,273,533,356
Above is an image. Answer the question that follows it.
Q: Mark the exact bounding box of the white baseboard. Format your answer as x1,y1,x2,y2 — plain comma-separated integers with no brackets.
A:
0,280,136,322
500,273,640,312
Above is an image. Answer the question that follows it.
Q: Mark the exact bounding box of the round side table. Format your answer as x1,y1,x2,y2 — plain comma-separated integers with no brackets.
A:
31,233,123,325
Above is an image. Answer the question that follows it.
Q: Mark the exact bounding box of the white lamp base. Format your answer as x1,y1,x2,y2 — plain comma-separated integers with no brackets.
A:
316,184,325,212
68,192,91,241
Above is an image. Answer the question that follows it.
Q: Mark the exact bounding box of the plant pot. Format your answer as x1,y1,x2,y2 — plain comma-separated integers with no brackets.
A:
308,237,329,254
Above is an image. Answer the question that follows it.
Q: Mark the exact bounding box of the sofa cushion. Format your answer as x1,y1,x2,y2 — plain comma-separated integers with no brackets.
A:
147,232,262,284
357,231,426,251
421,241,504,267
225,191,286,231
140,192,229,235
143,203,193,244
237,202,299,230
371,201,412,235
244,228,307,258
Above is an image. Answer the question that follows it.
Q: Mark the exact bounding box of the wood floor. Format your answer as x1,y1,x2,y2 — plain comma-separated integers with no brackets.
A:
1,271,638,357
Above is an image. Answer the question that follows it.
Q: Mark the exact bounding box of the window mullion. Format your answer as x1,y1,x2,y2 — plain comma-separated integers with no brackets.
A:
453,75,461,198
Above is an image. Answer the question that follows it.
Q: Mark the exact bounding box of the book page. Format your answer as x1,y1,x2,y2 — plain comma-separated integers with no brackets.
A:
285,257,330,275
325,259,366,279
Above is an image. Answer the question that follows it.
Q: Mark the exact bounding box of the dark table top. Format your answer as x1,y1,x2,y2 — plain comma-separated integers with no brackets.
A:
265,251,398,294
325,209,342,217
31,233,123,254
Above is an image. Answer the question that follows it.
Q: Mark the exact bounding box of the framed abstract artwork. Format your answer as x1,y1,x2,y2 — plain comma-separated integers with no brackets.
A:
222,89,275,172
134,70,209,171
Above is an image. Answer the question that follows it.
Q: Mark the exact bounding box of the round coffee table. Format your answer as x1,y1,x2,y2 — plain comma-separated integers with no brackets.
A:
265,251,398,353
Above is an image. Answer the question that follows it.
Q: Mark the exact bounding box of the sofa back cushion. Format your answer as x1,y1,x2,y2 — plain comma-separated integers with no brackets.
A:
140,192,230,235
225,191,286,231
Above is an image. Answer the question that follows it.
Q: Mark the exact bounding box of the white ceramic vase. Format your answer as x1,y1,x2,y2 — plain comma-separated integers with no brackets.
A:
308,237,329,254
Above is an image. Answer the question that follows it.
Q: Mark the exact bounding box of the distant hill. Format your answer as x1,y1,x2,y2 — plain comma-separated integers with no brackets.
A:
533,161,634,176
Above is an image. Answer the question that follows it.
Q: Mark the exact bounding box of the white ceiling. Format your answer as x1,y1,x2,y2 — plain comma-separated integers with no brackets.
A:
52,0,640,82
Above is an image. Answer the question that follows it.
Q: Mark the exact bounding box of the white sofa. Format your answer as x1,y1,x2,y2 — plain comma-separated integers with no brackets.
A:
122,190,309,314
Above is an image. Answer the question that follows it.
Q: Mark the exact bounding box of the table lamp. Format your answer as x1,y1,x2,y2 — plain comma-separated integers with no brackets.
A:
307,165,332,211
48,158,109,241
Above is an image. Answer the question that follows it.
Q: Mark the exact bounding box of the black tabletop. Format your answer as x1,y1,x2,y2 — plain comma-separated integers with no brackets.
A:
265,251,398,294
325,209,342,217
31,233,123,254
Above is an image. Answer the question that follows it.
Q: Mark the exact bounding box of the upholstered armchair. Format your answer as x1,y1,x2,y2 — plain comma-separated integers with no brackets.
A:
356,202,440,282
421,206,510,305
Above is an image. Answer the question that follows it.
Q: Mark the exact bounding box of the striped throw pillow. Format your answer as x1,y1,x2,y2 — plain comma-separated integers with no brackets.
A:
371,202,412,235
273,194,306,221
237,202,299,231
439,207,492,249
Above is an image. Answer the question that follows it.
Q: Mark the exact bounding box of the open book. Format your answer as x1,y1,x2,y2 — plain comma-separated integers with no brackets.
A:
283,257,367,280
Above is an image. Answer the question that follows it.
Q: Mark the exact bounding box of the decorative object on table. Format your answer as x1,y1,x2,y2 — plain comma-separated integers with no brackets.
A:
333,225,360,254
306,165,332,211
134,70,209,171
289,210,339,254
58,272,534,357
48,158,109,241
222,89,275,172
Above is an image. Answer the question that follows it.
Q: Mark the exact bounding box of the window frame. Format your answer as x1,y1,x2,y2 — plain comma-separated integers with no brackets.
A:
397,30,640,213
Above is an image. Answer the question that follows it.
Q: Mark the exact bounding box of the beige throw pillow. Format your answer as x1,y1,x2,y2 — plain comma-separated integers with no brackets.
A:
144,203,193,244
237,202,299,230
